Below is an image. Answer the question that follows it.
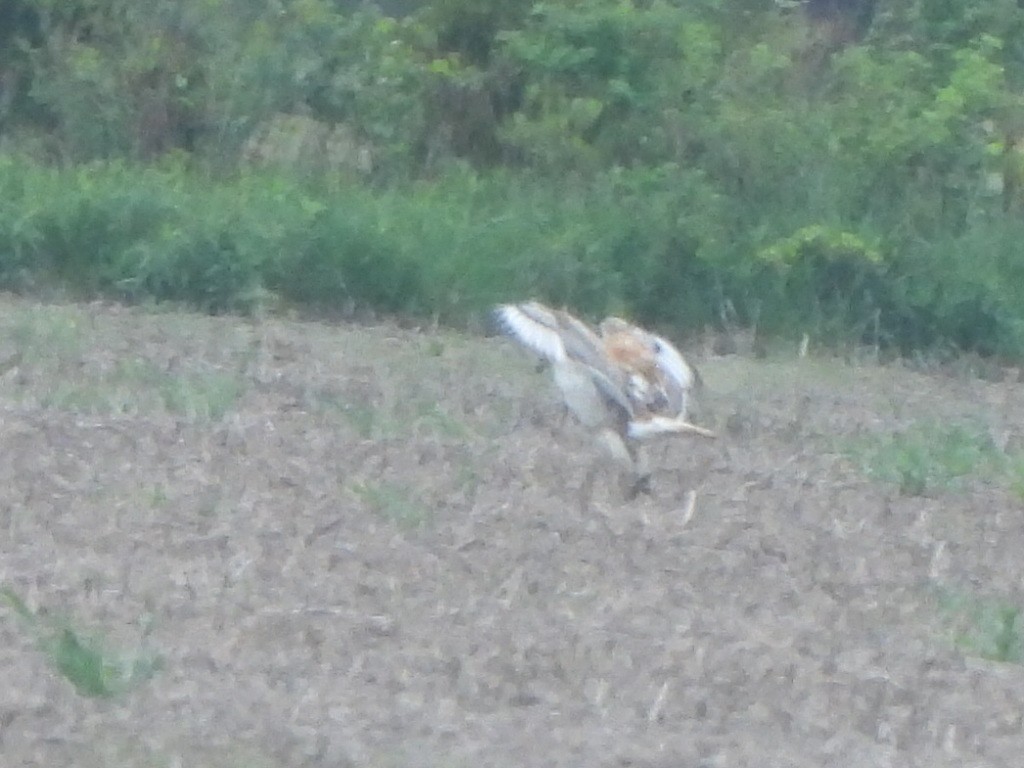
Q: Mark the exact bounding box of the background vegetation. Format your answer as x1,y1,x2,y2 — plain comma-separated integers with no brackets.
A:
3,0,1024,357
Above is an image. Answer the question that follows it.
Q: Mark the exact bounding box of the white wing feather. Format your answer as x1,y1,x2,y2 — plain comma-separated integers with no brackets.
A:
493,303,568,363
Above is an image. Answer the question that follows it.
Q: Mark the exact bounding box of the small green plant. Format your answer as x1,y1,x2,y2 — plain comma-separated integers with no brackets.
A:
1007,458,1024,501
318,385,472,441
415,402,471,439
340,402,382,439
352,481,429,529
117,358,245,420
453,460,483,505
31,353,244,421
10,306,85,364
158,371,244,421
150,484,169,507
937,588,1024,664
847,422,1001,495
41,382,112,413
2,587,163,698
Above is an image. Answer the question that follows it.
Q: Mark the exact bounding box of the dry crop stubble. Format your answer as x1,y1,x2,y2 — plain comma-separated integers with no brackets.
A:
1,297,1024,767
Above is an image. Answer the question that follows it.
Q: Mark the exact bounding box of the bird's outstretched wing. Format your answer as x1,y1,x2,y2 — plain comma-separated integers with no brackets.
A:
494,301,634,418
494,302,616,376
492,302,569,363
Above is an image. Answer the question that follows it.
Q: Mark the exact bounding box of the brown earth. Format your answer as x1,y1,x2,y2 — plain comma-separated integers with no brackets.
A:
1,297,1023,767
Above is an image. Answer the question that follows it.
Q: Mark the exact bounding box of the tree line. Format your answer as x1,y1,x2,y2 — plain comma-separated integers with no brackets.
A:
2,0,1024,359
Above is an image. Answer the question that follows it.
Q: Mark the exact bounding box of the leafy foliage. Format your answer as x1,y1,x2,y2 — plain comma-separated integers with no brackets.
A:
496,1,723,170
0,157,724,324
4,0,1024,356
755,225,886,343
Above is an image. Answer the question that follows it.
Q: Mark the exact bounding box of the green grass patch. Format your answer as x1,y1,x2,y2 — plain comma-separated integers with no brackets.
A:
10,306,86,361
2,587,162,698
33,357,245,422
339,402,382,440
352,481,430,529
310,391,396,440
845,422,1005,496
0,303,247,420
156,370,245,421
313,384,472,442
413,402,471,440
936,588,1024,664
1006,460,1024,503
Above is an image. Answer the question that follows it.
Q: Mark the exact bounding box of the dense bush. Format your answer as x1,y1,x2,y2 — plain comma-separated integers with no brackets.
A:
2,154,1024,359
0,158,725,325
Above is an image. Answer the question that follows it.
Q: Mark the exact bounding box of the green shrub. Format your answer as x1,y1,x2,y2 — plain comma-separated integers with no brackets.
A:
754,225,887,344
0,158,178,292
937,588,1024,664
272,199,423,315
496,1,724,171
8,148,1024,361
884,218,1024,358
379,169,628,322
848,422,1003,496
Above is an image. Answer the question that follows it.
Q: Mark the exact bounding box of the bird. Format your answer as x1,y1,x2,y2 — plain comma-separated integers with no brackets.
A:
597,315,696,422
492,300,715,500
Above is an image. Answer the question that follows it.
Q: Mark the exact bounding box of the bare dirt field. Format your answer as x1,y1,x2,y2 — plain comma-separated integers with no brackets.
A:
1,296,1023,767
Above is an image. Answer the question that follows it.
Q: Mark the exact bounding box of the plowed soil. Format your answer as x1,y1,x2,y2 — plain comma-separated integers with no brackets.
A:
1,298,1023,767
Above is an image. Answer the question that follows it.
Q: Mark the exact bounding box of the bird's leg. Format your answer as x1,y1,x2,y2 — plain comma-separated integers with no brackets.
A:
625,474,652,500
659,439,671,467
555,402,571,432
597,430,651,501
625,443,652,500
577,461,598,513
